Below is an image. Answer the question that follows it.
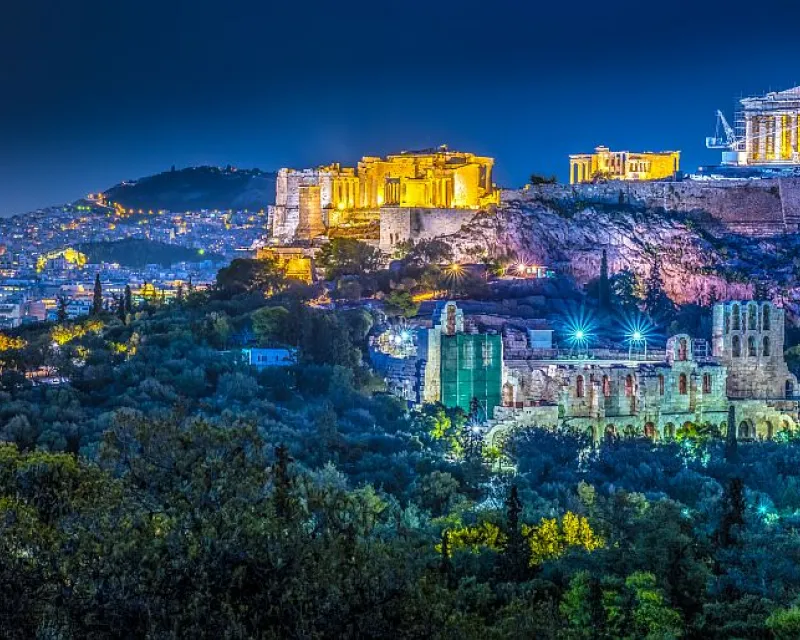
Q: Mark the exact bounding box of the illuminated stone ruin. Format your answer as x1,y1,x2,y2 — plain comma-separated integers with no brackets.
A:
569,145,680,184
269,146,499,243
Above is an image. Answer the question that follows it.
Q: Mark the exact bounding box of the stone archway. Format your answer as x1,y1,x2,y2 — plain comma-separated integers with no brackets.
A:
664,423,676,439
644,422,656,440
738,420,754,440
605,424,617,440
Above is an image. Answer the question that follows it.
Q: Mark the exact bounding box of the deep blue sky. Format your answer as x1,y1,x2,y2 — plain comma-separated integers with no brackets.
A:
2,0,799,216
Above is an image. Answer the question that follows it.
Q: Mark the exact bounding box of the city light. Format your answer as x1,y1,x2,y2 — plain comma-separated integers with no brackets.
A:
623,316,653,360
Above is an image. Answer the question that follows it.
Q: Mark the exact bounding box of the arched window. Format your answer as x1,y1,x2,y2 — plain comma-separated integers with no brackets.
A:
732,335,741,357
658,374,665,396
678,338,688,361
602,375,611,398
664,423,675,439
679,373,688,395
763,336,771,357
576,375,585,398
732,304,740,330
748,335,757,357
625,374,634,397
724,311,730,334
605,424,617,440
763,304,771,331
738,421,751,439
703,373,712,393
748,304,758,330
644,422,656,439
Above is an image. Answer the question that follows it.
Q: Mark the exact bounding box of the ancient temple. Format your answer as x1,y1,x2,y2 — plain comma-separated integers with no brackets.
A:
569,146,680,184
740,87,800,165
269,146,499,241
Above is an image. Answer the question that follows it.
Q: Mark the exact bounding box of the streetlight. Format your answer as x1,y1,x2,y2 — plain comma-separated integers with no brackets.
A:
628,329,648,360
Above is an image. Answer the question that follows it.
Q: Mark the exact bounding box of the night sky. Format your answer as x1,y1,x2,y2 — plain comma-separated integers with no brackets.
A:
2,0,799,216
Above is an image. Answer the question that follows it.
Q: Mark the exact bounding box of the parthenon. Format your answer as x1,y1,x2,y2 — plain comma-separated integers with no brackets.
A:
741,87,800,165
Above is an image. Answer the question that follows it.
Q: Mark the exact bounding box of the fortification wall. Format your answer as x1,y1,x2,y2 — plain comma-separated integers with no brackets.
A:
379,207,479,251
507,178,800,236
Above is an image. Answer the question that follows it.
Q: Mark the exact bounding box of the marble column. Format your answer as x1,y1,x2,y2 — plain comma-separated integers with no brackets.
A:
775,115,784,161
745,115,754,161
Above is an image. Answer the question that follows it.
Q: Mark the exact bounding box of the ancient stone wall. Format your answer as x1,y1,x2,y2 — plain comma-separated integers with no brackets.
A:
508,177,800,237
379,207,479,251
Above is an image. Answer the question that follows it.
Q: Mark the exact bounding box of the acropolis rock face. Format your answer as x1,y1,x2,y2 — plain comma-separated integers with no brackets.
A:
436,187,800,319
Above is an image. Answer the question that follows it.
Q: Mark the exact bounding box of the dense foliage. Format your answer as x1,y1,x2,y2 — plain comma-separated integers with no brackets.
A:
2,270,800,637
76,238,223,268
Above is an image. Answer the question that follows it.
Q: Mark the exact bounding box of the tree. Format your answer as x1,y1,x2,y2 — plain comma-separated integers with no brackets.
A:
124,284,133,315
56,295,69,323
766,607,800,639
598,249,610,313
91,273,103,316
643,257,675,320
115,293,126,323
718,477,746,548
498,484,530,581
216,258,285,296
251,306,290,345
316,238,382,279
610,269,642,311
384,290,420,318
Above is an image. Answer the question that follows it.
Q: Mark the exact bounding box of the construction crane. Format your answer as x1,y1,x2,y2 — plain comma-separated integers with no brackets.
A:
706,110,741,150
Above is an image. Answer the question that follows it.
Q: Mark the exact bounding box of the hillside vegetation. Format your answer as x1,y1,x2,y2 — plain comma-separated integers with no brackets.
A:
103,165,276,212
76,238,223,267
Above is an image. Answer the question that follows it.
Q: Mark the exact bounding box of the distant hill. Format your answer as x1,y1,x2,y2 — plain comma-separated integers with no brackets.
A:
103,166,277,212
76,239,223,268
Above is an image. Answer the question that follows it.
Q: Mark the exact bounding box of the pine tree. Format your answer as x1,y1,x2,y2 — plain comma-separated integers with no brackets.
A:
91,273,103,316
598,249,610,313
124,285,133,315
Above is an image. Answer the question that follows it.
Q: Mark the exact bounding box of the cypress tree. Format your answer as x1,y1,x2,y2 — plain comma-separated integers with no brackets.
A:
124,285,133,314
719,477,746,548
56,295,68,323
498,484,531,582
116,294,126,323
725,403,738,462
91,273,103,316
598,249,610,313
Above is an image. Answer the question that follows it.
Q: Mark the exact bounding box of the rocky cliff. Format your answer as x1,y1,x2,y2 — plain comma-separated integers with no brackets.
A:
441,190,800,319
